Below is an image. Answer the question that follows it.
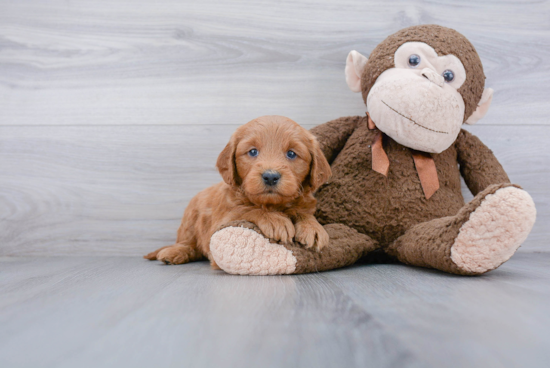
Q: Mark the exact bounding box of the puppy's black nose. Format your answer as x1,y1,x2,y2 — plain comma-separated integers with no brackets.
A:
262,171,281,186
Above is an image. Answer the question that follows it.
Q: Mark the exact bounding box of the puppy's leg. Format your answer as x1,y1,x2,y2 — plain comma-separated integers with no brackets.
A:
143,246,171,261
154,244,204,265
145,191,208,265
294,214,329,251
242,210,295,244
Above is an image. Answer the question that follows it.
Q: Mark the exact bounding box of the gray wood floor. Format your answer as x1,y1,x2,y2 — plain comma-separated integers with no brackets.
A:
1,253,549,368
1,0,550,367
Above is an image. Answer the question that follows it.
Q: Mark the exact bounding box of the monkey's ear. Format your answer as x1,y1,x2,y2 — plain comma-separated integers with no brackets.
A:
465,88,493,125
345,50,368,93
216,138,240,187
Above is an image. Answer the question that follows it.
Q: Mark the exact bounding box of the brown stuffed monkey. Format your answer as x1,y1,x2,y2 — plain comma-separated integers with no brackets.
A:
210,25,536,276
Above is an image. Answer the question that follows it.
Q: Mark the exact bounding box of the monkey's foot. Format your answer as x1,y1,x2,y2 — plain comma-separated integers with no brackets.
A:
210,221,297,275
451,185,536,274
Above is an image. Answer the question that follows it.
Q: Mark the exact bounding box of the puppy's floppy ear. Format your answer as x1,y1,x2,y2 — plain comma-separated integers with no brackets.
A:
306,138,331,192
216,136,240,187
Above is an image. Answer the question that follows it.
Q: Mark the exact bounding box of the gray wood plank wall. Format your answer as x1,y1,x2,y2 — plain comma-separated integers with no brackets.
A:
1,0,549,255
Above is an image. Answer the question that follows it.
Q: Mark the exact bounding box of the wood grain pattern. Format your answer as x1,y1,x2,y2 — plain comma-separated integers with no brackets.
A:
0,0,549,256
1,124,548,255
0,254,548,368
0,0,549,126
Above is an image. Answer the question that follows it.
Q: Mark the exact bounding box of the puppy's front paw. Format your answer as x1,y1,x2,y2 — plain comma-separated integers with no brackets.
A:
256,215,295,244
295,220,329,251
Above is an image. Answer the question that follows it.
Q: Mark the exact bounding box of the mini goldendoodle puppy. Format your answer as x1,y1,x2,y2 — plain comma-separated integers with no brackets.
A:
144,115,331,267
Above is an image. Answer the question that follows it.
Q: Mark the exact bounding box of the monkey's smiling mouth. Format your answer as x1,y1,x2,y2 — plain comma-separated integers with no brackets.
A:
381,100,449,134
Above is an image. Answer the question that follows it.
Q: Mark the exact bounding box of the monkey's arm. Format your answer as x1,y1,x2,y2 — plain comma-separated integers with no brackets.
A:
310,116,361,164
455,129,510,196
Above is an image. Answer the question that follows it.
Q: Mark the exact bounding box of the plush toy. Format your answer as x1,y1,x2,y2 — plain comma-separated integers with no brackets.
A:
209,25,537,276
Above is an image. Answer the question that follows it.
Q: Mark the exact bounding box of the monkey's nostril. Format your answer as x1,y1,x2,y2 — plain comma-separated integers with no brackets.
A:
262,171,281,187
421,68,444,87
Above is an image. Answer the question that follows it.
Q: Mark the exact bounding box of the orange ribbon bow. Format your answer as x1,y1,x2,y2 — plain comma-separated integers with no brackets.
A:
367,113,439,199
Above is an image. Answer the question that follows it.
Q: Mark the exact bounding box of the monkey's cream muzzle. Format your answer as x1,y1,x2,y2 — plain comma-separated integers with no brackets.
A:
366,68,465,154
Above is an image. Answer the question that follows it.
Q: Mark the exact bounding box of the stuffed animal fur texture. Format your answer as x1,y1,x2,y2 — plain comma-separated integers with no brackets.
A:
210,25,536,276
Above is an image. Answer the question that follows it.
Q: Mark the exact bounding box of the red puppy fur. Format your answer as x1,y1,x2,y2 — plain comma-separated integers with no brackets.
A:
144,115,332,268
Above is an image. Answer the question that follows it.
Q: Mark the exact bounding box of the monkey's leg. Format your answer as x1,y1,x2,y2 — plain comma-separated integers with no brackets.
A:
386,183,536,275
209,221,379,275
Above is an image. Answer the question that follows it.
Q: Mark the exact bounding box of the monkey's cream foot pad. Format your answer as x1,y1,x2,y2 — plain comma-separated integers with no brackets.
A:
451,187,537,274
211,226,297,275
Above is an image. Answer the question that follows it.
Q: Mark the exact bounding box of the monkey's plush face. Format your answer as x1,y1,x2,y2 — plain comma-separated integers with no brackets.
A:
345,25,494,154
366,42,467,153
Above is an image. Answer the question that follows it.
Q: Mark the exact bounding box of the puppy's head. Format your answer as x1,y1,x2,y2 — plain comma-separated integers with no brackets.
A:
216,116,331,205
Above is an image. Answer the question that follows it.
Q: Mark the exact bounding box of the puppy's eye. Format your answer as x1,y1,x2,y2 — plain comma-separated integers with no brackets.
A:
248,149,258,157
408,54,421,68
442,69,455,82
286,150,297,159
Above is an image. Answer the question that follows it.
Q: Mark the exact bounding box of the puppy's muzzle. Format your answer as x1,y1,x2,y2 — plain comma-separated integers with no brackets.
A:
262,171,281,187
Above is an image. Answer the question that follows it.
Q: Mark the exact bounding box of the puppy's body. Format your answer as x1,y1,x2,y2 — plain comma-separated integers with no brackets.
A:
145,116,331,267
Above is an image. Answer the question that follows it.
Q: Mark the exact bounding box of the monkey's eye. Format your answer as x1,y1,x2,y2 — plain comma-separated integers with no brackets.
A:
248,149,258,157
408,54,421,68
442,70,455,82
286,150,297,159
